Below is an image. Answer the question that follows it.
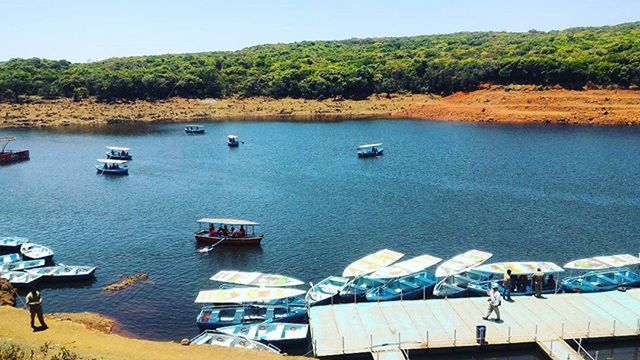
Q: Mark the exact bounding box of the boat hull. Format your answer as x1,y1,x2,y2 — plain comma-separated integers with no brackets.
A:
561,269,640,293
195,232,263,245
96,166,129,175
0,150,29,165
196,306,307,331
357,150,383,158
228,143,239,147
186,129,206,134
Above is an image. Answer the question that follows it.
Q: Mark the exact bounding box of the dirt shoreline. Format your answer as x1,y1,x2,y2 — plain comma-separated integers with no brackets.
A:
1,87,640,129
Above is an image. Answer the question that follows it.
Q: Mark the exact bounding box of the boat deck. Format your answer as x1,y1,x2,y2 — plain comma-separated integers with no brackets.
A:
309,288,640,357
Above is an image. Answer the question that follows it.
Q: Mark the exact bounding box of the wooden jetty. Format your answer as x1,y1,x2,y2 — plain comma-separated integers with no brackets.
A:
309,288,640,358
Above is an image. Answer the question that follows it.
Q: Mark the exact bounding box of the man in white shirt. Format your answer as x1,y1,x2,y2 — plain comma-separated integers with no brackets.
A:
482,284,502,321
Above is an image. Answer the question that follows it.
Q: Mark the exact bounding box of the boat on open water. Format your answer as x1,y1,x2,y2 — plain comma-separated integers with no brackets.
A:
25,265,96,281
227,135,240,147
194,218,264,245
432,249,493,298
0,259,45,272
185,125,206,134
190,330,281,353
0,271,43,287
0,136,29,165
0,236,29,253
96,159,129,175
105,146,132,160
561,254,640,293
20,243,54,262
466,261,564,296
357,143,384,158
217,322,309,346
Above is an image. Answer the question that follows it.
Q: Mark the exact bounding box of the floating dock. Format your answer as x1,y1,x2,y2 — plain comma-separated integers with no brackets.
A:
309,288,640,358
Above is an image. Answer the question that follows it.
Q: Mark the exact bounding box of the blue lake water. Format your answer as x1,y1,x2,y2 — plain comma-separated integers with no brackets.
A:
2,120,640,345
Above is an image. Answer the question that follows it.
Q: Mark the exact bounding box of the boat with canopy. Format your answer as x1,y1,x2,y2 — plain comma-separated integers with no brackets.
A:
195,287,305,304
96,159,129,175
195,218,264,246
0,259,45,272
342,249,404,278
0,136,29,165
217,323,309,346
211,270,304,287
196,304,307,330
305,276,350,306
0,236,29,253
20,243,54,262
466,261,564,296
105,146,132,160
227,135,240,147
432,249,493,298
357,143,384,158
190,330,281,353
185,125,206,134
561,254,640,293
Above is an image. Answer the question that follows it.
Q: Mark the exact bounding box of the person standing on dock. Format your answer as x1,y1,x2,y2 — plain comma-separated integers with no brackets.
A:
503,269,512,301
533,268,545,298
25,287,47,331
482,285,502,321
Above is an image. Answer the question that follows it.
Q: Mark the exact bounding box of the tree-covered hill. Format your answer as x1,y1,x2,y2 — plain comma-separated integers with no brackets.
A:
1,22,639,101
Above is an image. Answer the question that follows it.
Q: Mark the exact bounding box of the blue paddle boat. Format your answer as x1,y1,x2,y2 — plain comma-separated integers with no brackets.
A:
561,254,640,293
105,146,132,160
227,135,240,147
0,253,20,264
339,276,389,302
217,323,309,347
0,259,45,271
366,271,437,301
96,159,129,175
357,143,384,158
190,330,281,353
0,236,29,253
196,304,307,330
25,265,96,282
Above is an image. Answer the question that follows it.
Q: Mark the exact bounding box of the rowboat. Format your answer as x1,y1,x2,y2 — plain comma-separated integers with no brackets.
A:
227,135,240,147
357,143,384,158
190,330,281,353
0,271,43,287
195,287,305,304
0,236,29,253
432,249,493,298
217,323,309,346
342,249,404,278
466,261,564,296
105,146,132,160
0,253,20,264
0,136,29,165
185,125,206,134
341,254,441,301
96,159,129,175
25,265,96,281
20,243,54,262
305,276,350,306
196,304,307,330
561,254,640,293
211,270,304,288
194,218,264,246
0,259,45,272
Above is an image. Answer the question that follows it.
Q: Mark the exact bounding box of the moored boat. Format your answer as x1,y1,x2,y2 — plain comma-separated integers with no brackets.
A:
196,304,307,330
0,253,21,264
0,136,29,165
217,322,309,346
0,271,43,287
210,270,304,288
25,265,96,281
194,218,264,246
96,159,129,175
190,330,281,353
195,287,305,304
466,261,564,296
305,276,350,306
561,254,640,293
357,143,384,158
432,249,493,298
105,146,132,160
342,249,404,278
185,125,206,134
0,259,45,272
0,236,29,253
20,243,54,262
227,135,240,147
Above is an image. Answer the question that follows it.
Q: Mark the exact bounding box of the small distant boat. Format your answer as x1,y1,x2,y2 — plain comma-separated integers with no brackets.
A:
217,322,309,346
357,143,383,158
227,135,240,147
185,125,206,134
196,304,307,330
0,136,29,165
342,249,404,278
96,159,129,175
305,276,350,306
190,330,281,353
0,236,29,253
0,259,45,272
211,270,304,288
466,261,564,297
105,146,132,160
0,271,43,287
194,218,264,246
25,265,96,281
20,243,54,262
0,253,21,264
561,254,640,293
195,287,305,304
433,249,493,298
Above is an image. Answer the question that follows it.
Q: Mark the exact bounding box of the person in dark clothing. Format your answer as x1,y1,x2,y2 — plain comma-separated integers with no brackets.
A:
25,287,47,330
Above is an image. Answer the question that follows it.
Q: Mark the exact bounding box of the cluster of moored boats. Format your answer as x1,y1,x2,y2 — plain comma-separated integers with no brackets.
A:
188,249,640,353
0,236,96,287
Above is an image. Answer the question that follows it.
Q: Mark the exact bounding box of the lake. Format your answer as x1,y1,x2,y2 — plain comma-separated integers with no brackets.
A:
2,120,640,351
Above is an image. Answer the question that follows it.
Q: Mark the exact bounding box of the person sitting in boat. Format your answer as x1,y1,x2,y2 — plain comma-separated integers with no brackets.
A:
208,224,216,236
546,274,556,290
217,225,224,236
237,225,245,238
223,225,229,236
230,226,237,237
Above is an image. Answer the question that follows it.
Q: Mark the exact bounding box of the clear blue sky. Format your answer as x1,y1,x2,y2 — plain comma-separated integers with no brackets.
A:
2,0,639,62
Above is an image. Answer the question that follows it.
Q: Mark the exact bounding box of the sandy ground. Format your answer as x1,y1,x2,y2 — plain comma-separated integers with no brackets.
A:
0,94,430,128
0,306,305,360
395,85,640,125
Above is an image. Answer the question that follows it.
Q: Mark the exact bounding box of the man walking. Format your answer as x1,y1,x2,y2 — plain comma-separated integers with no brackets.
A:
533,268,545,298
26,287,47,331
503,269,512,301
482,284,502,321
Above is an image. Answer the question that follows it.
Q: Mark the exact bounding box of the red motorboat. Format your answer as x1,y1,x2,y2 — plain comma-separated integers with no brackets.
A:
0,137,29,165
195,218,264,245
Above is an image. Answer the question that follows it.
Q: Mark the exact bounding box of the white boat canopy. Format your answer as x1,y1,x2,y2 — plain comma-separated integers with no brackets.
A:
368,254,442,279
474,261,564,275
357,143,383,149
564,254,640,270
197,218,259,226
435,249,493,278
194,287,305,304
96,159,128,164
210,270,304,287
228,135,238,139
106,146,130,151
342,249,404,277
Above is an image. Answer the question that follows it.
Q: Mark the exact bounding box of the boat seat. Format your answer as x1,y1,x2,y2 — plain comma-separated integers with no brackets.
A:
232,309,245,323
265,308,275,321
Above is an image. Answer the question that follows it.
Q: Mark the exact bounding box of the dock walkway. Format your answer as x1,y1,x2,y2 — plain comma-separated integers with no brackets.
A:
309,288,640,358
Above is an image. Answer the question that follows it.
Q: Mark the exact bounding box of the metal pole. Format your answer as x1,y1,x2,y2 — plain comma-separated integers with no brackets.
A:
561,322,565,338
550,340,554,357
423,286,426,300
637,318,640,335
508,326,511,344
587,321,590,338
426,330,429,348
370,334,373,349
313,340,317,357
535,324,538,340
613,319,616,336
595,350,599,360
398,332,401,350
453,329,457,347
342,336,345,354
400,290,403,301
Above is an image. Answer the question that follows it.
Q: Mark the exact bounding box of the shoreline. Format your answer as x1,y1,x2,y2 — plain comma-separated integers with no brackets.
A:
1,87,640,130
